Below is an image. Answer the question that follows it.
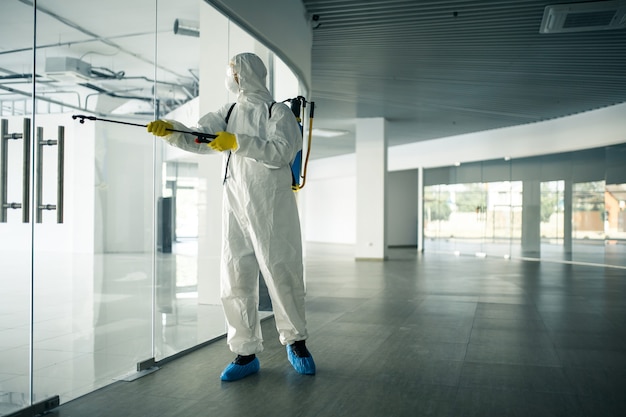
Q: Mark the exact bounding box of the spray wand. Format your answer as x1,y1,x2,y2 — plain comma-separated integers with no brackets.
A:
71,114,217,141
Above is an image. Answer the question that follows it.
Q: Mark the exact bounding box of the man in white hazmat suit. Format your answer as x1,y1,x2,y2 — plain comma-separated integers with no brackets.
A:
147,52,315,381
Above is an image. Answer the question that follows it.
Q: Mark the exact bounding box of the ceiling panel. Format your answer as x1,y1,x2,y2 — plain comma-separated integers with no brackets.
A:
302,0,626,158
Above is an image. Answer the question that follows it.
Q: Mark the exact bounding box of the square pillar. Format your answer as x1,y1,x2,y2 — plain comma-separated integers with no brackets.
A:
563,180,573,254
356,118,388,260
522,180,541,257
418,166,424,252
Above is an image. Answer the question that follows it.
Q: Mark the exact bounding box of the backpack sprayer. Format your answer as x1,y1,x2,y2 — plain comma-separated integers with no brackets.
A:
72,96,315,190
285,96,315,191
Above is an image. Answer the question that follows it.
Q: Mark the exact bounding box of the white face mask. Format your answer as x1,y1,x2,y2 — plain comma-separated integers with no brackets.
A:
225,75,239,95
225,64,240,95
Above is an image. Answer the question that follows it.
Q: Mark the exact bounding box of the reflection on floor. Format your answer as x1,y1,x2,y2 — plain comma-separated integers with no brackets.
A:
50,243,626,417
424,238,626,268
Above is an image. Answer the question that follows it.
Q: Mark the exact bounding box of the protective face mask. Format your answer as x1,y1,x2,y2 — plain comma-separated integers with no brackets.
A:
225,75,239,95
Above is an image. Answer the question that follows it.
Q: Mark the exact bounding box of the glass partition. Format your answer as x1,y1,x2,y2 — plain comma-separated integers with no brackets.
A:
604,143,626,265
450,182,488,255
0,2,34,414
151,2,308,360
540,181,565,259
29,0,157,406
1,0,307,414
484,180,521,259
572,181,606,263
423,143,626,268
423,184,453,254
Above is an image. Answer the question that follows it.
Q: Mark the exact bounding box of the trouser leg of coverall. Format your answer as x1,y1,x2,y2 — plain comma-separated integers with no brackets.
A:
220,215,263,356
256,250,308,346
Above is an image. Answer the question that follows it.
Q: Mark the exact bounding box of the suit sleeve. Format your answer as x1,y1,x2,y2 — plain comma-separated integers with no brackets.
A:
160,103,233,155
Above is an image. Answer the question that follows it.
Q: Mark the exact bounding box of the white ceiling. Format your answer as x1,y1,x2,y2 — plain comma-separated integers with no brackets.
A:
1,0,625,160
302,0,626,158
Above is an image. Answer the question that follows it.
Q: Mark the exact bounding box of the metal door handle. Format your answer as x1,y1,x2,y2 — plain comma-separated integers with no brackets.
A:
57,126,65,224
1,118,31,223
36,125,65,224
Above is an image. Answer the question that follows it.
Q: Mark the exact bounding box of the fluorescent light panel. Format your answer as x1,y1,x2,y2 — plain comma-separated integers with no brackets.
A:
312,128,349,138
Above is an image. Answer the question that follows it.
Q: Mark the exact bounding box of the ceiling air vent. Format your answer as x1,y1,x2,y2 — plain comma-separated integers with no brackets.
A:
45,57,92,82
540,0,626,33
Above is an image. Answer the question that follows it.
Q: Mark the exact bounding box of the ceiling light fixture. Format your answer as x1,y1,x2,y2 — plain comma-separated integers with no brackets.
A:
311,128,349,138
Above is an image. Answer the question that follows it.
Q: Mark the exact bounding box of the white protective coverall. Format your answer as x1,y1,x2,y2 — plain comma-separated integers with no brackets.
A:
160,53,308,355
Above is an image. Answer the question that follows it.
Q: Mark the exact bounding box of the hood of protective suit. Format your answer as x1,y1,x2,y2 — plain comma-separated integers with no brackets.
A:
229,53,274,104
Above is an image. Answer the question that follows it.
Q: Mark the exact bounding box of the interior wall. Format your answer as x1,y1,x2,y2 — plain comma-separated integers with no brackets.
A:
304,154,356,244
204,0,312,91
388,170,418,247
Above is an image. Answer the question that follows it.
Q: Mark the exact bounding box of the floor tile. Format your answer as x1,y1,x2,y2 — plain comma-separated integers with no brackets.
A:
36,246,626,417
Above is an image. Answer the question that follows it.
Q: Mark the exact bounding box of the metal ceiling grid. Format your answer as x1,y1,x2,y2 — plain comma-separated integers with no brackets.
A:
302,0,626,156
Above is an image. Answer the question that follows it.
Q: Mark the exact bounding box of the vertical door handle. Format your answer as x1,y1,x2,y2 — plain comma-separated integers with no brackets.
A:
57,126,65,224
36,126,44,223
22,119,30,223
1,118,31,223
36,124,65,224
0,119,7,223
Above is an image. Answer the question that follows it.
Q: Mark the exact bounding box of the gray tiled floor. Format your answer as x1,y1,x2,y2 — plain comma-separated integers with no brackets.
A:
51,244,626,417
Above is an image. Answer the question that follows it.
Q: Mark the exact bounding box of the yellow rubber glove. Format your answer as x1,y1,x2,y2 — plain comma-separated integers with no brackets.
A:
209,131,237,152
146,120,173,136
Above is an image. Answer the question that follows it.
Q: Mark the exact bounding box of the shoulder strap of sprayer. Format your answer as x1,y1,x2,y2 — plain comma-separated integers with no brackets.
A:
222,101,281,185
224,101,276,125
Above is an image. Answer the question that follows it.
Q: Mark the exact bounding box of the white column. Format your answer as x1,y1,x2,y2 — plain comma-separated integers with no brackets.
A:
521,180,541,257
564,180,573,253
355,118,388,260
417,166,424,252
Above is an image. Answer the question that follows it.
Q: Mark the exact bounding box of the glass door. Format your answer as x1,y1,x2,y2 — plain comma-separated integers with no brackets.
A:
449,182,488,256
572,180,606,264
0,2,36,414
1,0,159,414
483,181,522,259
540,181,566,261
31,0,158,406
423,184,452,253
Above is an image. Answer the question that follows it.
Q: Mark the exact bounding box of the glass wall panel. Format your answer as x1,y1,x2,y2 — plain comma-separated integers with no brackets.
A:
423,184,453,253
449,182,488,255
540,181,565,259
151,2,308,360
604,180,626,266
0,2,35,414
153,0,204,362
483,181,521,259
423,143,626,268
604,143,626,266
30,0,157,406
572,181,606,264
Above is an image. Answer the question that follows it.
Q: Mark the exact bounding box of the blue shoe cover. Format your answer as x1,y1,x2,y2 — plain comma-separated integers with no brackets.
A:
220,357,260,381
287,345,316,375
